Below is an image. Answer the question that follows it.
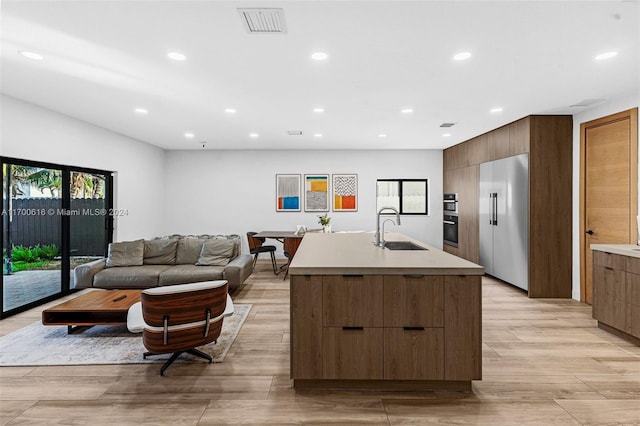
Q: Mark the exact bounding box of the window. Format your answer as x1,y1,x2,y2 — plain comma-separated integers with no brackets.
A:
376,179,429,215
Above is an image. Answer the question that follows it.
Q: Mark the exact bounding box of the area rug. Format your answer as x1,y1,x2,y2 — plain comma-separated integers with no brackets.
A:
0,304,251,366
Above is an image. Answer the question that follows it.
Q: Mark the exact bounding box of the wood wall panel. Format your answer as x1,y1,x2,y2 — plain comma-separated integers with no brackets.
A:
528,115,573,298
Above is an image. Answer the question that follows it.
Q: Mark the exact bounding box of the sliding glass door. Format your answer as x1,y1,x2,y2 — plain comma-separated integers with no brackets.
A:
1,158,113,318
2,163,63,313
69,170,112,288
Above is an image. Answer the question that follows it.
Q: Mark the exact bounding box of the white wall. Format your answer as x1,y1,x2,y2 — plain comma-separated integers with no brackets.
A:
571,93,640,300
0,95,166,240
163,149,443,256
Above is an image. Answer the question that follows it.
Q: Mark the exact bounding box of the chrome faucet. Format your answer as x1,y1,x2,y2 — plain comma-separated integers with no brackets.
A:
375,206,401,247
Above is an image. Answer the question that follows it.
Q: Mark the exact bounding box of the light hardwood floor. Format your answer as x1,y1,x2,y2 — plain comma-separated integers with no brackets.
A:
1,261,639,425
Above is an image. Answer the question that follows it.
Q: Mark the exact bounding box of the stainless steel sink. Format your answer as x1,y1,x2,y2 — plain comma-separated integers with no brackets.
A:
384,241,427,250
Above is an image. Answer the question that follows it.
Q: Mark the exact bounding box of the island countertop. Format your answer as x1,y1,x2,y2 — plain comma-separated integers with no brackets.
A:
289,232,484,276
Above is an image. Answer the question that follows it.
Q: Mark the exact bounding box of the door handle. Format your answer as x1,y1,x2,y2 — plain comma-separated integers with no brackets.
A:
586,229,594,235
489,193,494,225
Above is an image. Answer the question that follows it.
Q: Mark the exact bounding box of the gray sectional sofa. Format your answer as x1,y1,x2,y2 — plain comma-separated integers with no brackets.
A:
73,234,253,291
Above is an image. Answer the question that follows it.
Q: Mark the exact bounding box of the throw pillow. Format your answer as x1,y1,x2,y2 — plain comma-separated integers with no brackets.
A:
176,239,206,264
143,239,178,265
105,239,144,267
196,239,235,266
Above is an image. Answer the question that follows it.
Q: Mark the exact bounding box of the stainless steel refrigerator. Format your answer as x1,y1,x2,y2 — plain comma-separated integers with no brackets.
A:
479,153,529,291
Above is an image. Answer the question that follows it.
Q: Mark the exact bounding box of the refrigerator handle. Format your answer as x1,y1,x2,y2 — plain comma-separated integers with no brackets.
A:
489,193,493,225
493,192,498,226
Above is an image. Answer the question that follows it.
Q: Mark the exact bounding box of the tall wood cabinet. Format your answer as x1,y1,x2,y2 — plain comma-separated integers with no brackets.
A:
443,115,573,298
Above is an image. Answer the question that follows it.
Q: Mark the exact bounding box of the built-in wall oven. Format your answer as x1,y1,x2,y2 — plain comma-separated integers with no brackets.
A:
443,193,459,247
443,193,458,214
443,214,459,247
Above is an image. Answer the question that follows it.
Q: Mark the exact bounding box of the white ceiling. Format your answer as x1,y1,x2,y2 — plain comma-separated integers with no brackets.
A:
1,1,638,151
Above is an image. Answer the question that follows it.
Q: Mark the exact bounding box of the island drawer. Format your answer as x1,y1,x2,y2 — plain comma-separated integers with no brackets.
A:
322,327,383,379
383,275,444,327
593,251,625,270
323,275,383,327
383,327,444,380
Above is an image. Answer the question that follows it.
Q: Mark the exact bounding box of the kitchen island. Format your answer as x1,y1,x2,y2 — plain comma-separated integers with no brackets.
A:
288,232,484,391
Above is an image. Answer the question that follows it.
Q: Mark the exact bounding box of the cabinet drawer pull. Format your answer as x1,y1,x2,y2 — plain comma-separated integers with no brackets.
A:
342,274,364,278
342,326,364,331
403,274,424,278
403,326,425,331
605,267,614,270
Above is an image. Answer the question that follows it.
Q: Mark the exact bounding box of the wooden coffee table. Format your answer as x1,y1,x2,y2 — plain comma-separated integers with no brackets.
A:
42,289,141,333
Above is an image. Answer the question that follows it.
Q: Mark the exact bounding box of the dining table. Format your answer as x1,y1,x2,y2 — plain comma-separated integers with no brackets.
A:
253,231,306,276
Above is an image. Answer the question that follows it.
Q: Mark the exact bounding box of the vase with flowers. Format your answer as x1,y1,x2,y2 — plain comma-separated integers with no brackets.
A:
318,213,331,233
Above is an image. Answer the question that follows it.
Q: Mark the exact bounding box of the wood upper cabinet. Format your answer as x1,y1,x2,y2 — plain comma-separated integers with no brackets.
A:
509,116,530,156
489,125,510,160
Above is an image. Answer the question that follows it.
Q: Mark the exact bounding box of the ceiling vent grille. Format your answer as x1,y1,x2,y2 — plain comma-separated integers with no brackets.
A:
238,8,287,33
440,122,456,128
287,130,303,136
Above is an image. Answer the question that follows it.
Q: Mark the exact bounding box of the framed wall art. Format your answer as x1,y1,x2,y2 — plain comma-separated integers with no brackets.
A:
304,174,330,212
276,174,301,212
332,174,358,211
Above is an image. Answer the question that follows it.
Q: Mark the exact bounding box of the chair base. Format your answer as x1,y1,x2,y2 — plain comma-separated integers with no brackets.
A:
144,348,213,376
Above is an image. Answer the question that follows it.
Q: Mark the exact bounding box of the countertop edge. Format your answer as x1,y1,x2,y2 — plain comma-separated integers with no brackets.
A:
591,244,640,259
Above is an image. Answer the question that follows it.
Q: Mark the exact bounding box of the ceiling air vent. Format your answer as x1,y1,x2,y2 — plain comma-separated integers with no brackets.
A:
238,8,287,33
440,122,456,128
287,130,303,136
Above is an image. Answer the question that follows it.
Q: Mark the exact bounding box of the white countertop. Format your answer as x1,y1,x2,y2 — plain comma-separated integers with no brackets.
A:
591,244,640,259
289,232,484,275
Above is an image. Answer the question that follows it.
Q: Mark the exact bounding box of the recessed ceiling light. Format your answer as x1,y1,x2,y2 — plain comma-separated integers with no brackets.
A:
594,51,618,61
378,134,388,138
442,133,452,137
313,133,323,138
134,108,148,115
401,108,414,114
490,107,503,113
453,51,472,61
249,132,259,138
19,50,44,60
311,51,328,61
167,51,186,61
184,132,195,139
224,108,237,114
313,107,325,113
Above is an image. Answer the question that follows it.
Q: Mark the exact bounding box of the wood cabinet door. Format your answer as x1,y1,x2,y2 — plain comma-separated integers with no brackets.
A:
383,328,444,380
444,275,482,380
290,275,323,379
383,275,443,327
592,264,626,330
509,116,530,156
489,126,510,160
626,272,640,337
323,275,383,327
322,327,383,379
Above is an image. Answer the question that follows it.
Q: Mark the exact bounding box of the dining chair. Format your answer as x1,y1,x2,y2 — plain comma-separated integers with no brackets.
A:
282,237,302,280
247,232,278,273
